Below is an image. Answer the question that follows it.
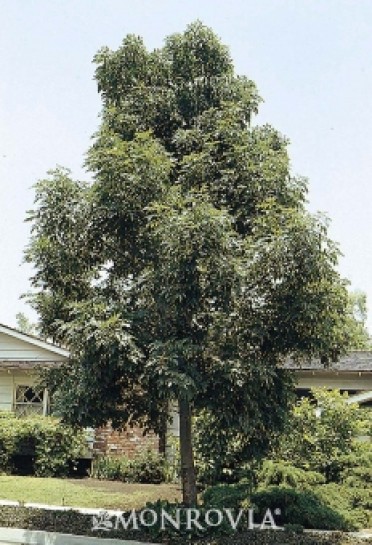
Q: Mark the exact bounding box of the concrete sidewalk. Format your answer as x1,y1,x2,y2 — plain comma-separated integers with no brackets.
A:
0,527,159,545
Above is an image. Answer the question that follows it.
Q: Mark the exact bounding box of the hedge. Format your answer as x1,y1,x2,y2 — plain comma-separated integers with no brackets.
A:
0,413,87,477
0,507,370,545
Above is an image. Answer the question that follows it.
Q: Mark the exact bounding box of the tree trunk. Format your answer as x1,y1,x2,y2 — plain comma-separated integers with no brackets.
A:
158,405,168,456
178,396,197,506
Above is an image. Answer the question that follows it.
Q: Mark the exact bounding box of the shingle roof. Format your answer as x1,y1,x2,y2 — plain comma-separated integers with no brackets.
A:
1,352,372,373
284,351,372,372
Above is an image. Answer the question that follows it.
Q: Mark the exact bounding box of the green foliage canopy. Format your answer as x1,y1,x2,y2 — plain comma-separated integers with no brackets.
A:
25,22,352,501
346,290,371,349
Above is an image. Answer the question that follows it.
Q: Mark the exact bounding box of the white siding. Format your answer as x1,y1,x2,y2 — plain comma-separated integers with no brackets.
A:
0,327,67,415
0,372,42,413
0,332,66,361
0,375,13,411
296,372,372,391
168,407,180,437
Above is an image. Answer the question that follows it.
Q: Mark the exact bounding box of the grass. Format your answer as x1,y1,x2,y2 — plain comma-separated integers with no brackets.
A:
0,476,181,510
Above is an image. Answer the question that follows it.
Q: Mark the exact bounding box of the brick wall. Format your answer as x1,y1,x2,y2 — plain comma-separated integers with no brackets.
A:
93,423,159,457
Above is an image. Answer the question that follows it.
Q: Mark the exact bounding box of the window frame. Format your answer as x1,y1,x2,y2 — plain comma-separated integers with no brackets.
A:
13,384,49,417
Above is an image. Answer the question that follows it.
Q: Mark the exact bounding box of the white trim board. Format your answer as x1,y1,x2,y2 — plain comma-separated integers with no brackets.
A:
347,390,372,405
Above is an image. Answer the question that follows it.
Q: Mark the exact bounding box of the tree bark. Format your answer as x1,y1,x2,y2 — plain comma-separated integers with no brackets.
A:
178,396,197,506
158,406,168,456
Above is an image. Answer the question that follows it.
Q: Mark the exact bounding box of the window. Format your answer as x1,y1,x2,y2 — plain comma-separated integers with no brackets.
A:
295,388,312,400
14,385,47,417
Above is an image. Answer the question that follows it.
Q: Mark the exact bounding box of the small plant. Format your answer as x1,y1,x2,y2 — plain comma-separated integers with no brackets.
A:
91,449,167,483
91,455,128,481
164,434,181,482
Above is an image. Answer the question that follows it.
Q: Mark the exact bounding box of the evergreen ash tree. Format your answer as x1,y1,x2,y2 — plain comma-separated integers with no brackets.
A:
26,22,351,505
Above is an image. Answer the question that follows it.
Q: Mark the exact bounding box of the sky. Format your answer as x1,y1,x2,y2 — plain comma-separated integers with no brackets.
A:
1,0,372,330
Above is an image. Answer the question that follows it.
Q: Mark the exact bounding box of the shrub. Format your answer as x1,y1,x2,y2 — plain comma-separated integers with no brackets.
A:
90,455,127,481
202,483,252,510
258,460,325,489
0,413,86,477
338,442,372,486
251,487,349,531
129,448,167,483
203,472,372,531
273,389,367,482
0,412,17,472
342,466,372,487
284,523,305,534
314,483,372,530
91,449,167,483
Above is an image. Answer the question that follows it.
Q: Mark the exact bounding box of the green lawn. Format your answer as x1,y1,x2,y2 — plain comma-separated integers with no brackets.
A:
0,476,181,510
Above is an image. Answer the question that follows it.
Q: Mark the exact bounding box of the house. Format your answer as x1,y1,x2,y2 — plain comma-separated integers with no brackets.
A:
0,323,157,457
285,352,372,407
0,322,371,454
0,323,68,416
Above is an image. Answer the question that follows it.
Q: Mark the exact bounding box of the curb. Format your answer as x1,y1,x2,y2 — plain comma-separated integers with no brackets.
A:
0,501,123,517
0,527,159,545
304,529,372,540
